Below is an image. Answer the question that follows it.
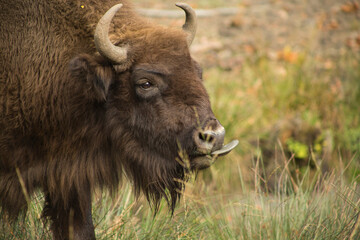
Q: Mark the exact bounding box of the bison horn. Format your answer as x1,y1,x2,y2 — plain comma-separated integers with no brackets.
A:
175,3,197,46
94,4,128,64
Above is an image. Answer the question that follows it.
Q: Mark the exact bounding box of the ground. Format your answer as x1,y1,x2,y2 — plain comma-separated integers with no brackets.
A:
134,0,360,69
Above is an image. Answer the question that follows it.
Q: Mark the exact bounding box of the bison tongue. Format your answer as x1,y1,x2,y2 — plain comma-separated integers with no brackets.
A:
210,140,239,156
192,140,239,170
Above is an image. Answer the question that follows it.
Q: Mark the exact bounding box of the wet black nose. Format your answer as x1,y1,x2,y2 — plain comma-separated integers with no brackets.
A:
193,121,225,154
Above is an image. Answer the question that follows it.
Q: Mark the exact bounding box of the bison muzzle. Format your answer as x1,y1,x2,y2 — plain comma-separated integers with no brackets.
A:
0,1,238,239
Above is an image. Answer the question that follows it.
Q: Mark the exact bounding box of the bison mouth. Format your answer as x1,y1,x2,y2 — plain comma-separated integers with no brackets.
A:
191,140,239,170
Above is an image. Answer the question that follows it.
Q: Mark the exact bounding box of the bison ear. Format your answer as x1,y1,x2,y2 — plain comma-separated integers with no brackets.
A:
69,54,114,101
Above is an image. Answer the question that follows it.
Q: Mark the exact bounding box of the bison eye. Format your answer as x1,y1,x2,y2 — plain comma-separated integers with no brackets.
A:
134,78,160,99
140,81,152,90
136,79,154,91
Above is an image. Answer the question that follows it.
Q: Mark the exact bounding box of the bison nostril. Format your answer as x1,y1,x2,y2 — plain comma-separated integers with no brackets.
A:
198,132,205,141
194,126,225,154
198,132,214,143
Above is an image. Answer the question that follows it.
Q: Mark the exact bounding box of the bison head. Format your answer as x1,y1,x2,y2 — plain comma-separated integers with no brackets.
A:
70,3,237,211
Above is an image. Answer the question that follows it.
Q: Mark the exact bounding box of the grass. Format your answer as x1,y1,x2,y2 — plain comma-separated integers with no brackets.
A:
207,50,360,180
1,158,360,240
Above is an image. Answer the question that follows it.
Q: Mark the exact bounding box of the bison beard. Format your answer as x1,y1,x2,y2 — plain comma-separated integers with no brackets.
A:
0,1,237,239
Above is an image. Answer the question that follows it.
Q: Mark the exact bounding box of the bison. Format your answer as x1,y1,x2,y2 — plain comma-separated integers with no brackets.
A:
0,1,238,239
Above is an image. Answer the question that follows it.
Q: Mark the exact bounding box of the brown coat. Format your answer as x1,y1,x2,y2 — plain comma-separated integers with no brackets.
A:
0,1,226,239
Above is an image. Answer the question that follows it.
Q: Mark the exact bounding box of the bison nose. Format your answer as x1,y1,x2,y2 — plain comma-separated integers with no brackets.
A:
194,122,225,154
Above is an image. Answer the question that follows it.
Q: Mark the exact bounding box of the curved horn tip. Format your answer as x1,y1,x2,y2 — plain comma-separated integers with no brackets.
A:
100,3,124,19
111,3,123,11
175,2,185,8
94,3,128,65
175,3,194,12
175,3,197,46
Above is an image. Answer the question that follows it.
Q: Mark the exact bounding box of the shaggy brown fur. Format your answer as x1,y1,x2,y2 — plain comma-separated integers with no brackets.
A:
0,1,221,239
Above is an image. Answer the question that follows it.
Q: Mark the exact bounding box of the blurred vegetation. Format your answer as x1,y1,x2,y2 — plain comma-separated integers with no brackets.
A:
207,51,360,188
